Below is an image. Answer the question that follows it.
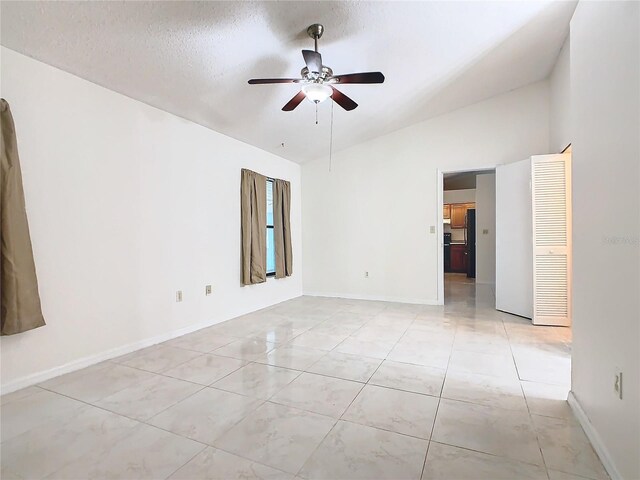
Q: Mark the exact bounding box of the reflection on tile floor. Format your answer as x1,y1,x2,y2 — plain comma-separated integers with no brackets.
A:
1,277,608,480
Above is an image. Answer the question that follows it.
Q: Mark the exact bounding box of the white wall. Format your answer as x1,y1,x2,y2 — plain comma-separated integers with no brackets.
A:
569,3,639,479
302,81,549,304
0,48,303,392
549,35,571,153
443,189,476,204
475,173,496,284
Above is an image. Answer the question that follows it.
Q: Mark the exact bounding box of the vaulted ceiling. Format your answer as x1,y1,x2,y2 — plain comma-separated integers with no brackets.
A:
0,1,575,163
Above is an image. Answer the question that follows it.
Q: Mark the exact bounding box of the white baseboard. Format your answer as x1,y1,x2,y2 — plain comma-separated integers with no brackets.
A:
567,391,622,480
0,318,228,395
303,291,441,306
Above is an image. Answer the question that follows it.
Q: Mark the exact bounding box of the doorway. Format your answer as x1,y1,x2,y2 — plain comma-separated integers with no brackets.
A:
438,168,496,305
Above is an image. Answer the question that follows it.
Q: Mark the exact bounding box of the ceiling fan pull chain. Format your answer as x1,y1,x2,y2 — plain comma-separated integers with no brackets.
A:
315,103,318,125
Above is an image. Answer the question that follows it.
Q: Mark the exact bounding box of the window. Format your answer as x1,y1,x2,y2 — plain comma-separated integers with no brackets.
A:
266,179,275,276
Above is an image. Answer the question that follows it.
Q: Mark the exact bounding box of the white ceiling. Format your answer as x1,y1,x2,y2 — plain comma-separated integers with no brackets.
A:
0,1,575,163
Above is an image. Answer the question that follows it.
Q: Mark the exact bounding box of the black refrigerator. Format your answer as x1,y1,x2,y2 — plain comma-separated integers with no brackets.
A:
465,209,476,278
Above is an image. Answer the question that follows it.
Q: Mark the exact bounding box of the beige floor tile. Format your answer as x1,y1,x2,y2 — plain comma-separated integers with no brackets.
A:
288,331,349,350
149,387,263,444
442,370,528,412
369,360,445,396
271,372,363,417
333,337,395,359
214,402,336,474
521,381,574,420
2,292,599,480
512,347,571,386
0,386,41,406
250,324,308,344
114,344,202,373
162,354,247,385
547,469,599,480
387,340,451,369
47,423,204,480
164,329,239,353
532,415,608,479
299,420,428,480
306,351,382,382
213,338,278,361
350,325,407,343
432,398,543,465
1,404,138,479
169,447,293,479
448,350,519,379
40,363,157,403
212,363,300,399
342,384,438,439
1,389,85,442
255,344,326,371
422,442,548,479
96,374,202,421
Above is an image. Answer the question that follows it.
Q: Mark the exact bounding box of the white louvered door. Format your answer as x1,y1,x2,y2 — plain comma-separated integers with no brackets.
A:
531,154,572,326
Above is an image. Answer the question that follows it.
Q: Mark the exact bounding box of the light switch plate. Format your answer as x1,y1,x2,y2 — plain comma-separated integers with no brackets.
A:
176,290,183,302
429,225,436,234
205,285,212,296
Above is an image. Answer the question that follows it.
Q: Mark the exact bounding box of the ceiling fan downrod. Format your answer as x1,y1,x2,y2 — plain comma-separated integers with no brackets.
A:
307,24,324,53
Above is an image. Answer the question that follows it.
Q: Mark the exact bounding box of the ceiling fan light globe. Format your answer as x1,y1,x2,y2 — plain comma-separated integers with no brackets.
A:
302,83,332,104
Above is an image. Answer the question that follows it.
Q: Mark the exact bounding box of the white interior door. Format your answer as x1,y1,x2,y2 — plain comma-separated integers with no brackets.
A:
531,153,572,326
496,158,533,318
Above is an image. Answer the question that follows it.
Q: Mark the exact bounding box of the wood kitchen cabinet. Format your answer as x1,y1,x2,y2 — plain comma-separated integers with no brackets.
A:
443,204,451,219
450,244,467,273
449,202,475,229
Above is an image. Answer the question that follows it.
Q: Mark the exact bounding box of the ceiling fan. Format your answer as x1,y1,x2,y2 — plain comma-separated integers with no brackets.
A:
248,24,385,112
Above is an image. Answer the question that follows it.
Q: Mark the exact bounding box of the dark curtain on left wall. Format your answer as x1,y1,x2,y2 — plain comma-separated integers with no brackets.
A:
1,99,45,335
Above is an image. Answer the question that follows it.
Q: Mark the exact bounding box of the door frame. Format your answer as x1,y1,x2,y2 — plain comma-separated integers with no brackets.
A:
436,165,496,305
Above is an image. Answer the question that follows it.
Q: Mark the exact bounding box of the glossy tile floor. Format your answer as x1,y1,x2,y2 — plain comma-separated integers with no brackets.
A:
1,277,608,480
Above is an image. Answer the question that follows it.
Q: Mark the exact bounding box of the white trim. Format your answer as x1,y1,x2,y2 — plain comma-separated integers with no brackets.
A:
437,165,496,306
0,317,226,395
436,169,445,305
303,291,441,306
567,391,622,480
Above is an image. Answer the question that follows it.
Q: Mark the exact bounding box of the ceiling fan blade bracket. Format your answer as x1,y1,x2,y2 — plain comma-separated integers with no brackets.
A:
302,50,323,74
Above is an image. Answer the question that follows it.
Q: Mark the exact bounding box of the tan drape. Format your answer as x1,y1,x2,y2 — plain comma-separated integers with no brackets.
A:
273,178,293,278
241,168,267,285
1,99,45,335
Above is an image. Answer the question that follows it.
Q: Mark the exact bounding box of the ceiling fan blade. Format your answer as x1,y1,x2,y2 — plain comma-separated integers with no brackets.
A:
330,72,385,84
302,50,323,73
248,78,301,84
282,91,306,111
330,87,358,111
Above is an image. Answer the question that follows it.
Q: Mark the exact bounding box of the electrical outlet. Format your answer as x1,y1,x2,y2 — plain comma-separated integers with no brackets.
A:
364,271,369,278
205,285,212,296
429,225,436,234
483,229,489,235
176,290,183,302
614,370,623,399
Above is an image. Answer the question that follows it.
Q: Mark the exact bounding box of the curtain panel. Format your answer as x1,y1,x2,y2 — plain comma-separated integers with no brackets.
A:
1,99,46,335
273,179,293,278
240,168,267,285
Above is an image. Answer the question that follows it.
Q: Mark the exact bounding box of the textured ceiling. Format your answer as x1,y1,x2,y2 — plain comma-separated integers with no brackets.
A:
0,1,575,163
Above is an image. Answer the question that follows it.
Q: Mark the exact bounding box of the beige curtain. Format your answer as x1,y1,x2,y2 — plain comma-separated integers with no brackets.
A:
1,99,45,335
241,168,267,285
273,178,293,278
